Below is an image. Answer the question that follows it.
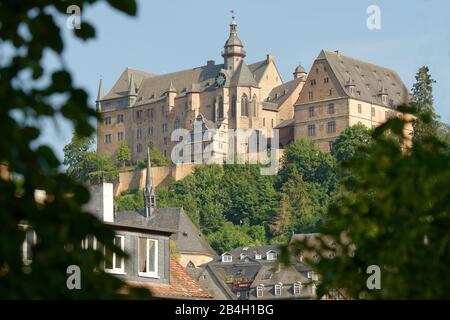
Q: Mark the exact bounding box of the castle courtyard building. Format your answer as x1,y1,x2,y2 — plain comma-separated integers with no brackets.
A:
294,50,411,152
96,17,306,163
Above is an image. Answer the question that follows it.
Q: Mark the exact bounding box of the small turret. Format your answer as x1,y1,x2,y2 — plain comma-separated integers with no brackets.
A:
96,78,104,111
143,146,157,218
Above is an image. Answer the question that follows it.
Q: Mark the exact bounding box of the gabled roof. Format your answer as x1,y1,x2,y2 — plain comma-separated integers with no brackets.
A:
127,257,212,299
266,77,304,106
135,63,224,103
317,50,409,107
230,61,258,87
115,208,216,257
248,59,269,83
103,68,155,100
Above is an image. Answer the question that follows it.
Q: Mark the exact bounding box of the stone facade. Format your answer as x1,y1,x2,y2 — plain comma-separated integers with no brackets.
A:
96,17,305,163
294,50,411,152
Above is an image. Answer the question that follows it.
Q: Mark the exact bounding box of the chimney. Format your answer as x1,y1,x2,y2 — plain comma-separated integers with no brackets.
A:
266,53,275,63
85,183,114,223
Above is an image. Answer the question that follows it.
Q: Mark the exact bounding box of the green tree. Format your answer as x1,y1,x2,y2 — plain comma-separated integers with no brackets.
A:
285,106,450,299
412,66,439,142
115,189,144,212
270,173,327,238
116,142,131,167
206,222,258,253
331,124,373,163
222,164,278,225
0,0,147,298
277,139,337,194
63,134,118,184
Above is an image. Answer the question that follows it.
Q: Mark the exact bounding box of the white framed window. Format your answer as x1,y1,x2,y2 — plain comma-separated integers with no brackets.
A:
82,235,97,250
294,282,302,295
221,253,232,263
20,225,36,266
138,238,158,278
255,253,262,260
266,251,277,261
274,284,282,296
256,285,264,298
104,235,125,274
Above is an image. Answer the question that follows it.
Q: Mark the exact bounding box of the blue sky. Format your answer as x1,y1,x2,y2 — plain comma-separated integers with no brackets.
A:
41,0,450,161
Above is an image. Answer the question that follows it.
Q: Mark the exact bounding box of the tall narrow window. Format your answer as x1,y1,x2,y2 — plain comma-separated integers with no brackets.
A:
231,96,236,117
253,95,257,117
138,238,158,278
218,96,224,120
105,134,112,144
328,103,335,114
257,285,264,298
104,236,125,274
294,282,301,295
308,124,316,137
274,284,282,296
241,94,248,116
308,106,315,117
327,121,336,133
358,104,362,113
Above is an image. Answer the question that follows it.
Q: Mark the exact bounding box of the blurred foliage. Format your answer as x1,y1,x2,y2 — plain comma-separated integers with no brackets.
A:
0,0,148,298
284,105,450,299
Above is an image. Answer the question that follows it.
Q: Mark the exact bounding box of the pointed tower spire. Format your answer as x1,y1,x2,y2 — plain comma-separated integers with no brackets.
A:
96,78,104,111
144,145,156,218
128,73,137,95
166,81,177,93
97,78,104,100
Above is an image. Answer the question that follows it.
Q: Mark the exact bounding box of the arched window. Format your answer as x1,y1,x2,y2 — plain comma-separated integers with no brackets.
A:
231,96,236,117
253,94,258,117
241,94,248,116
212,98,216,121
218,96,224,120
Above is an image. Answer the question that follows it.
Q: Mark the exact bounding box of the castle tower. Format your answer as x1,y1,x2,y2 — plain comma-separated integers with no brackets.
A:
222,15,246,73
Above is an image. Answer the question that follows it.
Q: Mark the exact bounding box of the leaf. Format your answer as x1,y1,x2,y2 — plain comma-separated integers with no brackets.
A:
74,22,96,40
107,0,138,16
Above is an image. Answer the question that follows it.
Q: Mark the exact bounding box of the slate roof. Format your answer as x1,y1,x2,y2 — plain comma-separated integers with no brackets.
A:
248,60,269,83
127,257,212,299
115,208,216,257
317,50,409,107
274,118,294,129
200,244,316,300
266,77,303,106
102,68,156,100
230,61,258,87
102,58,270,107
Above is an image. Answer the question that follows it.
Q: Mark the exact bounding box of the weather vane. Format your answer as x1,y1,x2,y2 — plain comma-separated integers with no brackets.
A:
230,10,235,19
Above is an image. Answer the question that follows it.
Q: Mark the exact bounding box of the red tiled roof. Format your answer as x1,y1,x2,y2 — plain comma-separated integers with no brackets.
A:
127,257,212,299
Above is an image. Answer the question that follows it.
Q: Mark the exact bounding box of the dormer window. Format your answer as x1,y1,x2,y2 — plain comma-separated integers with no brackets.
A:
255,252,262,260
257,285,264,298
274,283,282,296
222,253,232,263
266,250,277,261
240,253,247,260
294,282,302,295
